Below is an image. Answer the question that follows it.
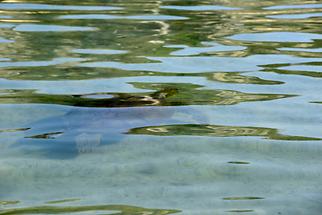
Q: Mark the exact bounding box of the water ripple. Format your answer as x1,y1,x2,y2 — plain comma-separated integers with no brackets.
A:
228,32,322,43
279,47,322,53
59,14,189,21
267,12,322,19
128,124,321,141
265,3,322,10
13,24,96,32
79,54,322,73
0,204,179,215
161,5,240,11
0,37,13,43
0,3,122,11
71,49,128,55
165,42,246,56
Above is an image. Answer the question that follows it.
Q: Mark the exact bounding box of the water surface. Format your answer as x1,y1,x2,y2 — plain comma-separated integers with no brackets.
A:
1,0,322,214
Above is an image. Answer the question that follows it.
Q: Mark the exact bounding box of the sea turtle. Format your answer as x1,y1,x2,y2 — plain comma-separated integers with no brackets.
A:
10,81,291,159
17,107,172,159
16,89,206,159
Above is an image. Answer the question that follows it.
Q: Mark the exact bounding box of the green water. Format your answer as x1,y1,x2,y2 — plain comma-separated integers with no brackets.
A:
0,0,322,214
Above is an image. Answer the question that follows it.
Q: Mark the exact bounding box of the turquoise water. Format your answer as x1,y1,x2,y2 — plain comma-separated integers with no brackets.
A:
0,0,322,214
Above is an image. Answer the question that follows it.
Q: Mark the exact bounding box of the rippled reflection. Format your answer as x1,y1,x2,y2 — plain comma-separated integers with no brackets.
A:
228,32,322,43
13,24,97,32
128,124,321,141
0,203,179,215
0,3,122,11
0,82,292,107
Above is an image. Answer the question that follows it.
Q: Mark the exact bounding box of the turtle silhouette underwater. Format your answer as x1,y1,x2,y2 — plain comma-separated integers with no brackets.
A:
13,84,210,159
17,106,182,159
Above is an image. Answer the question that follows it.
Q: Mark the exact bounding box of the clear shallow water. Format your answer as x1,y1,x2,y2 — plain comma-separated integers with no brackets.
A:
0,0,322,214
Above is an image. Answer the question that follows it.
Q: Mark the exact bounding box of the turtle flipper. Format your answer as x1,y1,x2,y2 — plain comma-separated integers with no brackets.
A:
75,133,102,154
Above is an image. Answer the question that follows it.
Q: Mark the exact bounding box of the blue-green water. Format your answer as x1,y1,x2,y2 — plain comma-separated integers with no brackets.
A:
0,0,322,214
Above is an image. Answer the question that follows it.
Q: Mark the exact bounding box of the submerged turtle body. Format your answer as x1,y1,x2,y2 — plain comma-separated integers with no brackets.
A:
15,84,209,159
18,106,204,159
